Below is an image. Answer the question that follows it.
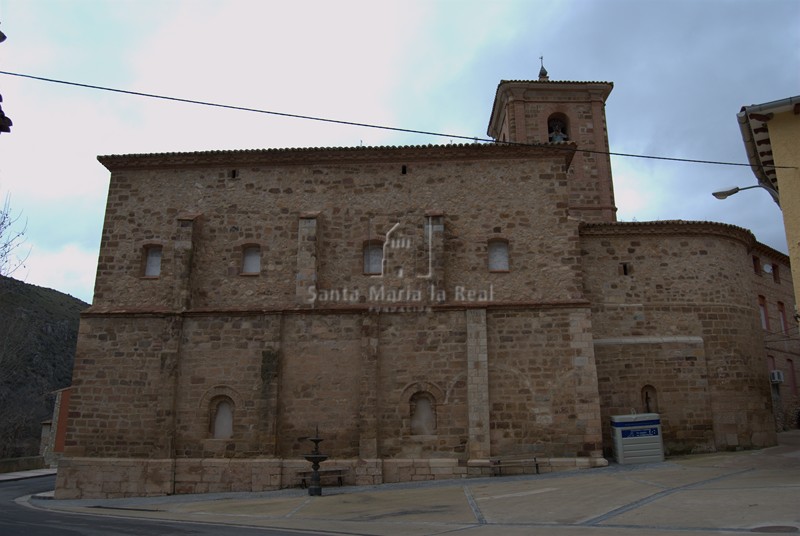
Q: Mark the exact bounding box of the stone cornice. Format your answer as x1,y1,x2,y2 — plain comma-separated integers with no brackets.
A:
581,219,754,246
97,142,576,171
580,220,789,263
80,299,592,318
496,80,614,101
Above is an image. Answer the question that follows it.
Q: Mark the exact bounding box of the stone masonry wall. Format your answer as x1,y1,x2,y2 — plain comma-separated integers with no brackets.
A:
277,313,363,458
173,314,282,459
60,144,611,498
376,311,469,459
486,307,602,458
582,223,778,453
90,145,581,312
64,315,181,459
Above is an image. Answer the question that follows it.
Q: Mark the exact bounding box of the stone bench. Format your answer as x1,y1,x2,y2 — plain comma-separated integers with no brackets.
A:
297,468,347,488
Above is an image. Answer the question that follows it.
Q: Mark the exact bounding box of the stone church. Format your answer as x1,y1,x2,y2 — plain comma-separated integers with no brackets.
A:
55,69,799,498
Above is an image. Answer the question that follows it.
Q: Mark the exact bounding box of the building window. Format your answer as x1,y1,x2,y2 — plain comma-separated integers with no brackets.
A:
758,295,770,330
778,302,788,333
241,245,261,275
619,262,633,276
210,397,234,439
488,239,509,272
424,215,444,239
788,359,798,396
547,113,570,142
410,391,436,435
753,256,761,274
142,245,162,277
363,240,383,275
772,264,781,284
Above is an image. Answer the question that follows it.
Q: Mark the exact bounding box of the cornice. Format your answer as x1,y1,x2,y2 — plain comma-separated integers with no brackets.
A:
580,220,759,249
97,142,576,171
80,299,592,318
499,79,614,87
752,240,791,265
581,220,789,263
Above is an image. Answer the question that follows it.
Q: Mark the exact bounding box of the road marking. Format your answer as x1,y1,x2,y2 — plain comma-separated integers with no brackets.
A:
476,487,559,501
462,486,486,524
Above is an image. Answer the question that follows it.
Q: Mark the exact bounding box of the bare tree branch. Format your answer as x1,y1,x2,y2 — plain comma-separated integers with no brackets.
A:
0,192,31,277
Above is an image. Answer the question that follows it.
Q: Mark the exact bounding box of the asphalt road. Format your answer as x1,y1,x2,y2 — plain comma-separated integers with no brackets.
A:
0,476,326,536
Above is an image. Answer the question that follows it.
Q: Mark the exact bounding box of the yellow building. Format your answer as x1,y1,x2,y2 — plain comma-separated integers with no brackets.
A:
737,96,800,305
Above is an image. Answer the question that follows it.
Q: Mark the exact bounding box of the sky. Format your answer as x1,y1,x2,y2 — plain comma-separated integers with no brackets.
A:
0,0,798,304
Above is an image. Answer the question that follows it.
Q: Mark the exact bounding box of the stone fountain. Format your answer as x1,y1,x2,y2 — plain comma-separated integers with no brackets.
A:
304,426,328,496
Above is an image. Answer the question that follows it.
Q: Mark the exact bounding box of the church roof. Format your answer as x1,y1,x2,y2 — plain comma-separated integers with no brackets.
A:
98,141,578,171
498,79,613,86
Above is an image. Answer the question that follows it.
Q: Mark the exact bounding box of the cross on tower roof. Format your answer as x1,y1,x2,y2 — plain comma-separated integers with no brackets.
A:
538,56,549,81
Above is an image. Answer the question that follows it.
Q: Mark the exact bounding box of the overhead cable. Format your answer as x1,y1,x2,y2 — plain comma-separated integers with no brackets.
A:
0,69,794,170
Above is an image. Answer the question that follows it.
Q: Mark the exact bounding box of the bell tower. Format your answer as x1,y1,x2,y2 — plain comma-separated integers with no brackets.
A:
487,63,616,222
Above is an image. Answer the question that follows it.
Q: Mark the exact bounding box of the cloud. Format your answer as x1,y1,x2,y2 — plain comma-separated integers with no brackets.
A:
0,0,798,300
119,0,428,152
20,243,97,303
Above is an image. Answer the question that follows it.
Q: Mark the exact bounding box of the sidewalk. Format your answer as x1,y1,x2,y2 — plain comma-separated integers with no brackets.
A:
0,468,57,482
26,431,800,535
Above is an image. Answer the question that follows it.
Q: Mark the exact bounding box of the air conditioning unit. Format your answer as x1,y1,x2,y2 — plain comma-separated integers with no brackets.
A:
769,370,785,384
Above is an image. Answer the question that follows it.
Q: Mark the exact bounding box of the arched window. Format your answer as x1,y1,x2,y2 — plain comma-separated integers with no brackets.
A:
410,391,436,435
641,385,658,413
363,240,384,275
488,239,509,272
241,245,261,274
547,113,570,142
210,397,234,439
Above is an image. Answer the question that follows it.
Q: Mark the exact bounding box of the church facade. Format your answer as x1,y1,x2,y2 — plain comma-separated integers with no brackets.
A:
55,73,798,498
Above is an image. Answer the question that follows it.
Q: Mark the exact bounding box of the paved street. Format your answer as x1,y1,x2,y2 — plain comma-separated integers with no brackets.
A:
14,430,799,535
1,475,327,535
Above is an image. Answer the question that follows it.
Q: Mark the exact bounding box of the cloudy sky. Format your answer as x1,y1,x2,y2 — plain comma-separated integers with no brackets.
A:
0,0,797,303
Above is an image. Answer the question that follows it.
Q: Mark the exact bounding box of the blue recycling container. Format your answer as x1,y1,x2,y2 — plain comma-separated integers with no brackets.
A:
611,413,665,464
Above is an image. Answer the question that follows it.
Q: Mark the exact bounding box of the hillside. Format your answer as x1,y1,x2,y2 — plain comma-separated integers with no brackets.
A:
0,275,87,458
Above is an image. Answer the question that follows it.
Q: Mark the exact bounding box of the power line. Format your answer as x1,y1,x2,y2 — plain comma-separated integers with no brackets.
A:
0,69,794,170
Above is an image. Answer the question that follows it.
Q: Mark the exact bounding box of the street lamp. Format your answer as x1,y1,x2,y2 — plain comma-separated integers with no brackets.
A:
712,184,780,207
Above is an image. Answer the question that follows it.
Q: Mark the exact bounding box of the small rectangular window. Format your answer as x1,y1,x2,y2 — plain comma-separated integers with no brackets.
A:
619,262,633,276
488,240,509,272
143,245,162,277
753,256,761,274
364,242,383,275
424,216,444,244
773,265,781,284
241,245,261,274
